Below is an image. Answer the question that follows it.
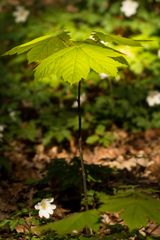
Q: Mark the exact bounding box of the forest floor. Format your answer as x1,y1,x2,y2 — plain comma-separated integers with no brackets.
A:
1,128,160,239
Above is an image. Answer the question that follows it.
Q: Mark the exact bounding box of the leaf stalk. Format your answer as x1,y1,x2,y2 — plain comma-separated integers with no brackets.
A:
78,80,88,211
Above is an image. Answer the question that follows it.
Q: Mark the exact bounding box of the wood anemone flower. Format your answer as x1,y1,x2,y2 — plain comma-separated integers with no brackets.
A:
35,198,56,219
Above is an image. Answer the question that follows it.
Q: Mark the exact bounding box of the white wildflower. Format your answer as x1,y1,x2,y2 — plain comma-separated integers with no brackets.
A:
34,198,56,219
99,73,108,79
72,93,87,108
120,0,139,17
146,91,160,107
13,6,30,23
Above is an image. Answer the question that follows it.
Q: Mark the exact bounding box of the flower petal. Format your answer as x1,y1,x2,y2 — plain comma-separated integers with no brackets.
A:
34,203,41,210
39,209,50,218
46,198,54,203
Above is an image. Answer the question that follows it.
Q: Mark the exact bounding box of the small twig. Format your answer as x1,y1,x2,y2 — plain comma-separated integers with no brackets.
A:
77,80,88,211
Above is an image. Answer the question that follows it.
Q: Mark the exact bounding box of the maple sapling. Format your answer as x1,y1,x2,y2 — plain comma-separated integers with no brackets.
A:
4,29,143,211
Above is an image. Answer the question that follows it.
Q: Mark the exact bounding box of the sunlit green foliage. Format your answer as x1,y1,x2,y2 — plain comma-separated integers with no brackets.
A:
1,0,160,148
5,29,143,84
4,31,71,62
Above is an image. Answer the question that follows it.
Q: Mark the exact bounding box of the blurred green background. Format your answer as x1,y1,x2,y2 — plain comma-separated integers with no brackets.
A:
0,0,160,154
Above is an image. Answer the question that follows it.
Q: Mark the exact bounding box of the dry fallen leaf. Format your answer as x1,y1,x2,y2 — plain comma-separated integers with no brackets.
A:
16,224,29,234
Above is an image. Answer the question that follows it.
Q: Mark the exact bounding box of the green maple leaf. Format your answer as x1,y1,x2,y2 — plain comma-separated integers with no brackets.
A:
98,191,160,230
4,30,145,84
93,32,146,46
35,42,127,84
4,30,71,63
35,210,100,235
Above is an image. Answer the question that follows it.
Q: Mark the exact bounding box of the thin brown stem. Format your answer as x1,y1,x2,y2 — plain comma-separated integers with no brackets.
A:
77,80,88,211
